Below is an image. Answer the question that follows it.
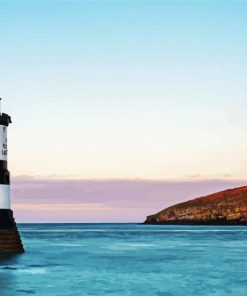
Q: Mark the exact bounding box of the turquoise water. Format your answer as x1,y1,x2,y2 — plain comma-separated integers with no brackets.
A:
0,224,247,295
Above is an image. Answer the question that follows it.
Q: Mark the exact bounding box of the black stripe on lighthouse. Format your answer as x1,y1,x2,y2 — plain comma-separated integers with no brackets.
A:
0,160,10,185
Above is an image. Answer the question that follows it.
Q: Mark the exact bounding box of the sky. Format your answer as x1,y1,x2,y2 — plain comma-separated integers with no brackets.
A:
0,0,247,222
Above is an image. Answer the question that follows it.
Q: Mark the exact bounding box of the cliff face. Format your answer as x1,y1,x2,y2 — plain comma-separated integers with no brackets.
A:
144,186,247,225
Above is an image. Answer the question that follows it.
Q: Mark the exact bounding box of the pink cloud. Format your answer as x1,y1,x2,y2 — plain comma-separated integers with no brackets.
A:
11,177,247,222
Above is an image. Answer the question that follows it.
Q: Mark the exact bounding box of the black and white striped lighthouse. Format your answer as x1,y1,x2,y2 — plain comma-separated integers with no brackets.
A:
0,98,24,254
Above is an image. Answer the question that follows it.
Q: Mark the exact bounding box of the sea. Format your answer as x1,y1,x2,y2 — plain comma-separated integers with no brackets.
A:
0,223,247,296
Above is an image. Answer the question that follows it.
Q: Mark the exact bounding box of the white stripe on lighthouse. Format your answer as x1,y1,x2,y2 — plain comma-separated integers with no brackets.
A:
0,125,8,162
0,120,10,209
0,185,10,209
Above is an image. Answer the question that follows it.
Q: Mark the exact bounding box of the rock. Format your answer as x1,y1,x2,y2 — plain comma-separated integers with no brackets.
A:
144,186,247,225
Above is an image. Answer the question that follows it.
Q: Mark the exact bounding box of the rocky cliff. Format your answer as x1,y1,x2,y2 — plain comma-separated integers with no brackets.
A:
144,186,247,225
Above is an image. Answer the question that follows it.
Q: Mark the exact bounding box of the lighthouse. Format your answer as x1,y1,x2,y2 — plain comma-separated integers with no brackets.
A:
0,98,24,254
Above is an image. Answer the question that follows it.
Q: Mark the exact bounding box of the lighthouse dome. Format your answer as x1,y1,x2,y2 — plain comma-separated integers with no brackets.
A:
0,113,12,127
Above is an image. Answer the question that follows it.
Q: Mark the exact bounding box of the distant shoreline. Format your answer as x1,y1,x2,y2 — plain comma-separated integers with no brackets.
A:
143,220,247,226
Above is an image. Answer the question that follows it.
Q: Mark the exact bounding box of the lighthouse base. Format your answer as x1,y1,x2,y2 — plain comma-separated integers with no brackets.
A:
0,209,24,254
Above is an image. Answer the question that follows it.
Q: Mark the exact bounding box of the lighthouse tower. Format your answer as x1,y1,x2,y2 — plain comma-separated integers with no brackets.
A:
0,98,24,254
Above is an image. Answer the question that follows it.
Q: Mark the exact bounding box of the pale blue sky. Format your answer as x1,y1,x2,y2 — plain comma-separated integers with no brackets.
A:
1,0,247,179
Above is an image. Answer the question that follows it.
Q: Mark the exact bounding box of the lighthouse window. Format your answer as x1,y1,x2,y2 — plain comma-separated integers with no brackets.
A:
3,127,6,134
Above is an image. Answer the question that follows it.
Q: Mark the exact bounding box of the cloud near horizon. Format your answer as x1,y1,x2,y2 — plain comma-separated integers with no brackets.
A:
10,177,247,223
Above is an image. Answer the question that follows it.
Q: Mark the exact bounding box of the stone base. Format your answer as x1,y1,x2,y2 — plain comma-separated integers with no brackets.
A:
0,209,24,254
0,229,24,254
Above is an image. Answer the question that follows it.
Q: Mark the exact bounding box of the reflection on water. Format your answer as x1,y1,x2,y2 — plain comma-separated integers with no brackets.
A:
0,255,21,295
